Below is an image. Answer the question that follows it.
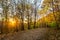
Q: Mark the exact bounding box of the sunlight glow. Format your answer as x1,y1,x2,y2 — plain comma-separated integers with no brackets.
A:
8,18,16,27
24,18,27,24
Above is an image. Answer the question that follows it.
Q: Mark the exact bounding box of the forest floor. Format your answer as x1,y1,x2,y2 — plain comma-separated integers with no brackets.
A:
0,28,60,40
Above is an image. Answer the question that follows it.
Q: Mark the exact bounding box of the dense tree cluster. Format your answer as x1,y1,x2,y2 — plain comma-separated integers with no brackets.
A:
0,0,60,34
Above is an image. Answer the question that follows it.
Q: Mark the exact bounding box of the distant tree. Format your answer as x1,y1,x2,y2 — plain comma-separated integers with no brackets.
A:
52,0,60,29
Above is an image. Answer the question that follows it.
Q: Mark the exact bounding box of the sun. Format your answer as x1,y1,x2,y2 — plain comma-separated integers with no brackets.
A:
8,18,16,27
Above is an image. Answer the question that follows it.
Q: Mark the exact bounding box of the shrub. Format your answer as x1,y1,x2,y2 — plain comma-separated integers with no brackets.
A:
48,22,57,28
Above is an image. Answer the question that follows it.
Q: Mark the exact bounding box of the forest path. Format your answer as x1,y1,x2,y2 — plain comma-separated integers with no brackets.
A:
1,28,49,40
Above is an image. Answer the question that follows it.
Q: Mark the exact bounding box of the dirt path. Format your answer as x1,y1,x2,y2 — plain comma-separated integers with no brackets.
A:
1,28,49,40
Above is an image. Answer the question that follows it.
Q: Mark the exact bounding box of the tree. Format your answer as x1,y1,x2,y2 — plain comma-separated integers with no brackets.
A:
33,0,37,28
51,0,60,29
0,0,9,34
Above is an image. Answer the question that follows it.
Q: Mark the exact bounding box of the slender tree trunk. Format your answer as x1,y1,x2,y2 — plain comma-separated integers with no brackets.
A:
27,10,30,29
20,0,25,30
34,0,37,28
